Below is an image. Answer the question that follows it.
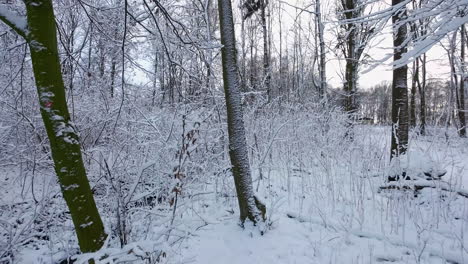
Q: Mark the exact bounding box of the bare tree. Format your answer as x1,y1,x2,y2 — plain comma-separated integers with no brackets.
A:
337,0,375,138
410,0,428,135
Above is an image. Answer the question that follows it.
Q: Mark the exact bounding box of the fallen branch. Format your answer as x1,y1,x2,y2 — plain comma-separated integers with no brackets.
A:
378,180,468,198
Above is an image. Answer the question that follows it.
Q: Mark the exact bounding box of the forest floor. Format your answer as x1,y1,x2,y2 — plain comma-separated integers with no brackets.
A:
2,125,468,264
173,125,468,264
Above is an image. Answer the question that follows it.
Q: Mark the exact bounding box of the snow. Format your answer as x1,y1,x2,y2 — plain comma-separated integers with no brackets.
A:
168,125,468,264
79,222,93,228
181,216,315,264
0,5,27,35
2,108,468,264
2,0,468,263
54,120,79,145
179,190,468,264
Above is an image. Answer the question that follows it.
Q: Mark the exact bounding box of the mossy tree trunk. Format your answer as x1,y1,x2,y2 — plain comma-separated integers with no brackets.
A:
1,0,107,253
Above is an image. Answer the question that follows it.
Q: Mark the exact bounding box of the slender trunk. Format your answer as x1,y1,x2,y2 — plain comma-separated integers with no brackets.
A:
459,25,467,137
152,50,158,107
249,21,255,90
278,1,283,97
110,59,116,98
241,11,246,92
449,31,460,133
24,0,107,253
99,38,105,78
217,0,265,225
418,54,427,135
293,23,298,95
390,0,409,159
316,0,326,99
261,0,270,101
204,0,214,99
87,23,93,72
410,59,418,128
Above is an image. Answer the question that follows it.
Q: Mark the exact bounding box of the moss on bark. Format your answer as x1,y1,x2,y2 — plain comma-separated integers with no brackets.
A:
24,0,107,253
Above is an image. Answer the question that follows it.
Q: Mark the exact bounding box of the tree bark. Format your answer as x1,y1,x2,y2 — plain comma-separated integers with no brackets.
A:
110,59,116,98
390,0,409,159
458,25,467,137
260,0,271,101
342,0,358,115
0,0,108,253
449,31,460,134
217,0,265,225
410,59,418,128
417,54,427,135
315,0,326,99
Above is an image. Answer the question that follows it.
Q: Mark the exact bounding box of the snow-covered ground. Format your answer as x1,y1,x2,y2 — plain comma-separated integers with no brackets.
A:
170,126,468,264
1,119,468,264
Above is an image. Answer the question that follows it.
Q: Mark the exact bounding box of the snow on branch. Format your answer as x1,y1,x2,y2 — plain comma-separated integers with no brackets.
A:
379,180,468,198
351,0,468,68
0,5,28,39
394,0,468,66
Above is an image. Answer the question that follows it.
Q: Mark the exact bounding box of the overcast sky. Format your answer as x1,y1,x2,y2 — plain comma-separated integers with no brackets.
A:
274,0,451,89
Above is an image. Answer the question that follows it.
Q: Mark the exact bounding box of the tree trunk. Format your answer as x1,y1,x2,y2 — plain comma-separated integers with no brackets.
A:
278,1,284,98
410,59,418,128
342,0,357,115
459,25,467,137
241,11,247,92
260,0,271,101
344,59,357,114
390,0,409,159
315,0,326,99
417,54,427,135
217,0,265,225
110,59,116,98
315,0,327,99
24,0,107,253
449,31,460,134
